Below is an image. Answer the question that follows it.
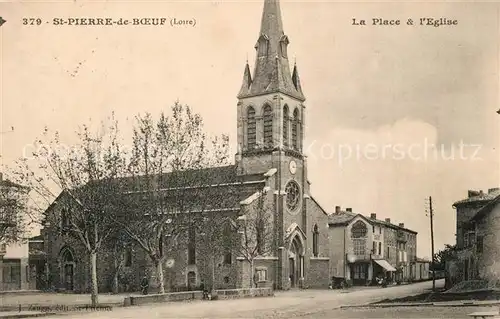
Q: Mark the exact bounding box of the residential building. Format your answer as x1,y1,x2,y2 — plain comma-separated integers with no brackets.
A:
28,234,47,290
448,188,500,288
0,173,34,291
446,188,500,286
328,207,420,286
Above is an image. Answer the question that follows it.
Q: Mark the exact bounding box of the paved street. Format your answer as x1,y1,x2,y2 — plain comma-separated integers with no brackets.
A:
34,280,464,318
304,306,498,319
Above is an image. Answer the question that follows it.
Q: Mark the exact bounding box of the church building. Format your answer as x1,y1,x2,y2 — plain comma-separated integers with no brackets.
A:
38,0,335,292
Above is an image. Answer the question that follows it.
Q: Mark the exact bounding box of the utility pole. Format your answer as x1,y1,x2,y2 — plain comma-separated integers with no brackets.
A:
429,196,436,291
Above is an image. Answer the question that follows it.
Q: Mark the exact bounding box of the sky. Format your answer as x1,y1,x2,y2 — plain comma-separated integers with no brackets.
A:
1,0,499,259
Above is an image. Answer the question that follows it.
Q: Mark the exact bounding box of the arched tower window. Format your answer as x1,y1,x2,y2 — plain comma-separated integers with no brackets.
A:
263,105,273,147
292,108,299,150
312,224,319,257
247,106,256,149
283,105,289,147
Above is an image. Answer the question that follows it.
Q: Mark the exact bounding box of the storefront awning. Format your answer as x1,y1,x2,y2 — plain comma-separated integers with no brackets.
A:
374,259,397,272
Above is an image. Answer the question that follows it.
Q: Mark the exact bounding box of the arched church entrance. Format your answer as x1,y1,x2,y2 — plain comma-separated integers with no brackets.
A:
59,248,75,291
288,235,304,288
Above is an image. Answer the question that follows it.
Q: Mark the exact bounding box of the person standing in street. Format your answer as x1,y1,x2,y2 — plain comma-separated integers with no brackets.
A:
140,275,149,295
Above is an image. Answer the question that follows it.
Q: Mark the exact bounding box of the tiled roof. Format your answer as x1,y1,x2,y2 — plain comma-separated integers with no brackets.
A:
471,193,500,222
45,165,268,215
328,210,417,234
452,188,500,206
327,211,357,225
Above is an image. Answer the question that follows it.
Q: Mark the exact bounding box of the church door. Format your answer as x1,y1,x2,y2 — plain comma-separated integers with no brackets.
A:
64,264,74,291
289,258,295,287
60,248,75,291
288,235,304,288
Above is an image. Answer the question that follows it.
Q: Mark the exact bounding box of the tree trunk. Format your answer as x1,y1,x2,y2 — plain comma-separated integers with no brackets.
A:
250,259,255,288
112,256,121,294
211,256,216,290
155,259,165,294
90,251,99,307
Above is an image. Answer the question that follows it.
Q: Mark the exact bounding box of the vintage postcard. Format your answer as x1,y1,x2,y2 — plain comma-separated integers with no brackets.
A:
0,0,499,318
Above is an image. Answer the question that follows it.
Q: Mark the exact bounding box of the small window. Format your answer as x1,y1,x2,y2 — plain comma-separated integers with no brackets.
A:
312,224,319,257
223,276,230,284
386,247,390,258
124,247,132,267
256,268,267,282
477,236,483,254
378,242,382,255
223,252,232,265
372,241,377,254
188,228,196,265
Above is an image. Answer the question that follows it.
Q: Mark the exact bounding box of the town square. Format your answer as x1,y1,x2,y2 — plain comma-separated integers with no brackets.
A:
1,0,499,318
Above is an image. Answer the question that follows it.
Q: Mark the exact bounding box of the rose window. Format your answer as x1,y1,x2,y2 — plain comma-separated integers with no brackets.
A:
285,181,301,212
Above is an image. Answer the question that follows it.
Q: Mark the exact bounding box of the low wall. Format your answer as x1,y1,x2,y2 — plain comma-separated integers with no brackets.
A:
124,291,203,306
215,287,274,300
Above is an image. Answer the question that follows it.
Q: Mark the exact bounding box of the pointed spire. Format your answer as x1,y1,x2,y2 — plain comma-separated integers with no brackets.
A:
237,61,252,98
292,63,303,96
259,0,284,41
238,0,305,101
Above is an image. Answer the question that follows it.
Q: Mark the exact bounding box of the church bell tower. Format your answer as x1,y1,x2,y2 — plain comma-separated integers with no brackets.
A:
235,0,312,290
235,0,307,190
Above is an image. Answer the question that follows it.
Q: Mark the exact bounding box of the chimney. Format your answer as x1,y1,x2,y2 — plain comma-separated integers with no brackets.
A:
335,206,341,213
468,190,480,198
370,213,377,219
489,188,500,194
385,218,391,223
346,208,352,212
0,172,2,181
399,223,405,228
480,190,484,196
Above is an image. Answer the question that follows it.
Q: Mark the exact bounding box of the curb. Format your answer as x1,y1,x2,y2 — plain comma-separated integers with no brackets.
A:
0,291,41,296
340,301,500,309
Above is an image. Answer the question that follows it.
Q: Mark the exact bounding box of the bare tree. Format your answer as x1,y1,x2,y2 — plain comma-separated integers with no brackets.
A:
11,115,127,306
107,230,132,294
0,177,30,244
237,188,274,288
196,213,239,290
116,101,231,294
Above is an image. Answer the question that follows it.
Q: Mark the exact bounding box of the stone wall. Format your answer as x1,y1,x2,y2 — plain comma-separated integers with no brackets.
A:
216,287,274,299
477,204,500,282
327,226,346,278
308,258,329,288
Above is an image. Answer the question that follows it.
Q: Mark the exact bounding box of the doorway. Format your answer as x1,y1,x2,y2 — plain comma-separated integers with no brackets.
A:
60,248,75,291
64,264,74,291
288,235,304,288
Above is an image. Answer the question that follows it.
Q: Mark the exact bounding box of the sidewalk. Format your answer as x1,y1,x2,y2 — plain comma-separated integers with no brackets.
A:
341,299,500,309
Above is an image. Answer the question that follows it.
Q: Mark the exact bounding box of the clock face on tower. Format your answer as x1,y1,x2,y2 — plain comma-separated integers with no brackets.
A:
289,160,297,175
